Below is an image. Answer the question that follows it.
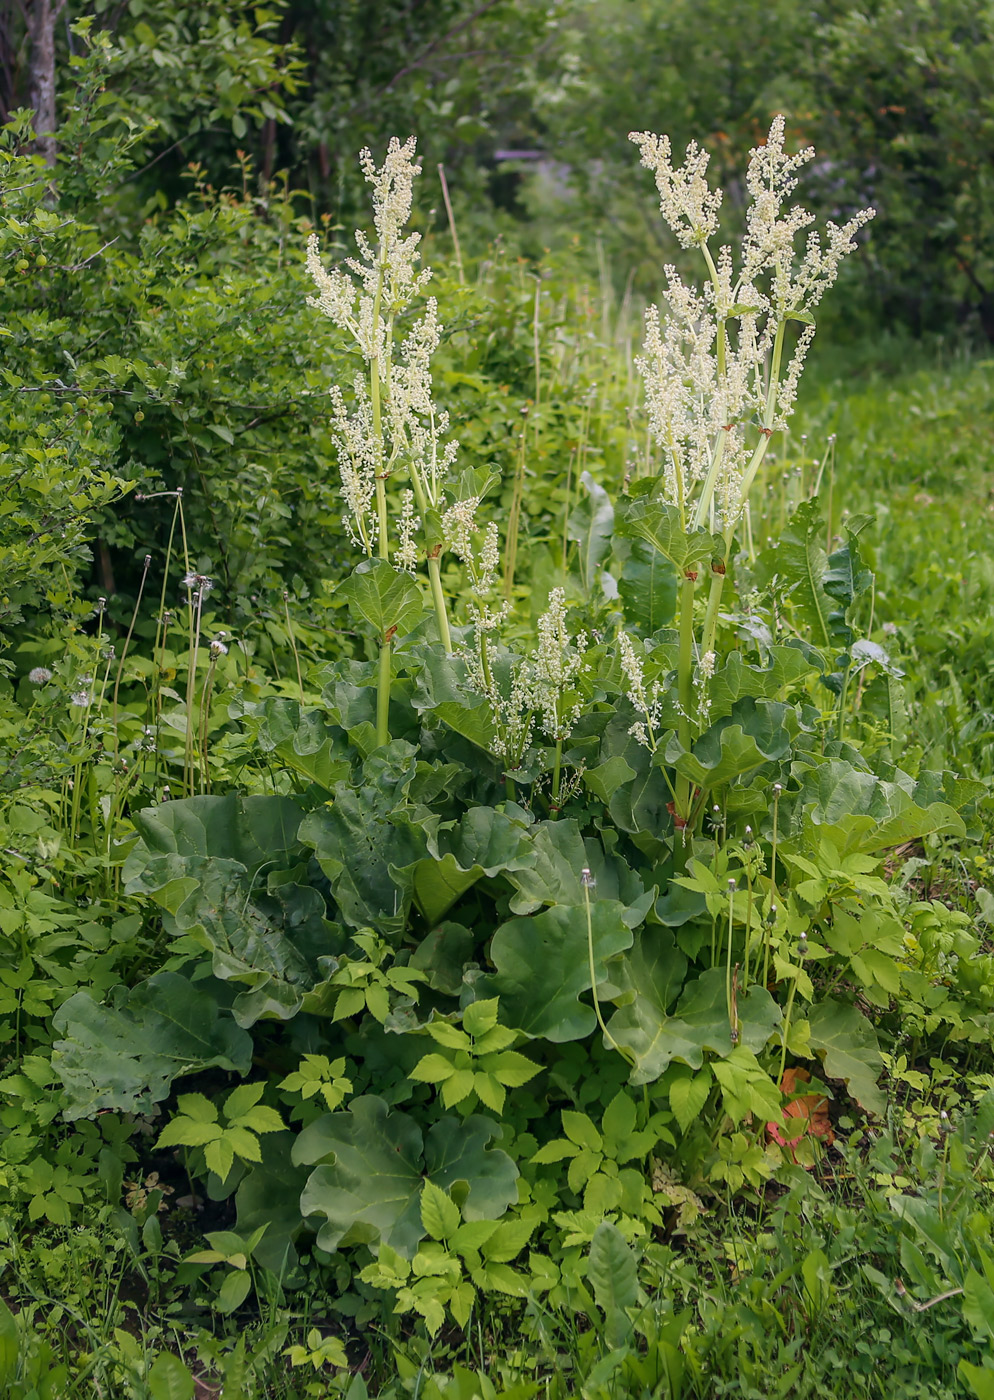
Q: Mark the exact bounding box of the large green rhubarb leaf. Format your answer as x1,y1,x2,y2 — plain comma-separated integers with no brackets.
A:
486,901,633,1041
52,972,252,1119
293,1095,517,1257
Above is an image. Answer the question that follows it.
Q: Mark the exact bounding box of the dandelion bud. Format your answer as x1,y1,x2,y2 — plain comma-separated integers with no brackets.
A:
581,866,596,889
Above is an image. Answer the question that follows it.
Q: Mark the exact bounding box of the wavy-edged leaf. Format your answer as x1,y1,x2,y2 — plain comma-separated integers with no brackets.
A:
616,496,723,573
294,1096,517,1258
808,999,884,1114
567,469,614,595
618,538,679,634
52,973,252,1119
486,901,633,1041
337,558,425,639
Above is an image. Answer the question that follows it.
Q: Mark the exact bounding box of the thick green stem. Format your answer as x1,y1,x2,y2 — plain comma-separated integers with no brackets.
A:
677,576,696,752
551,736,563,817
370,264,389,564
426,554,452,651
376,637,391,748
701,568,727,660
673,573,698,858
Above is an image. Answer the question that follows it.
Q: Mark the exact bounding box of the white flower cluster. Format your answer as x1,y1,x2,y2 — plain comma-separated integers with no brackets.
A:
619,630,662,750
305,137,458,555
443,498,502,604
629,133,722,249
463,587,586,764
630,117,873,526
531,587,587,743
694,648,716,726
395,490,421,574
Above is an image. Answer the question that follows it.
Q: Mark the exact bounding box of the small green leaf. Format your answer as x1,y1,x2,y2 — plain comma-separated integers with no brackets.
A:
216,1269,253,1314
410,1053,456,1084
601,1090,636,1142
148,1352,195,1400
669,1070,711,1134
463,997,500,1038
489,1050,540,1088
420,1181,461,1241
561,1110,602,1151
223,1082,264,1121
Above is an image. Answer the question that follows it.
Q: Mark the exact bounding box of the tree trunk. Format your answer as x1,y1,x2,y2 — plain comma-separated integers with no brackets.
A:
26,0,62,166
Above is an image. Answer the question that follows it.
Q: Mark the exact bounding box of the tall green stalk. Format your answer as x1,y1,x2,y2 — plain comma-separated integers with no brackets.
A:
370,262,392,748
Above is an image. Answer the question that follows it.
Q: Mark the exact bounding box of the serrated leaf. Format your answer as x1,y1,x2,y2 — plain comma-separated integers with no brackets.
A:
157,1120,220,1150
473,1024,518,1054
205,1138,235,1182
601,1091,637,1142
236,1105,284,1135
530,1138,578,1164
441,1068,476,1107
175,1093,218,1124
410,1053,456,1084
489,1050,540,1088
453,1219,501,1252
424,1021,473,1051
483,1216,536,1262
561,1110,602,1151
463,998,500,1038
333,987,367,1021
472,1072,506,1113
225,1126,262,1163
420,1180,461,1241
223,1083,264,1121
669,1070,711,1134
475,1261,528,1296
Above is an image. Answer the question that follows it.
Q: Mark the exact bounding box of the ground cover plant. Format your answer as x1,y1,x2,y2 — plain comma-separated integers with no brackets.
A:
2,56,994,1399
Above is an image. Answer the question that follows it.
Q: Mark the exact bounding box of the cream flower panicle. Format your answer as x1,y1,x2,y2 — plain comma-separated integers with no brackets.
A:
532,587,587,743
629,131,723,249
306,138,460,555
630,117,873,528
